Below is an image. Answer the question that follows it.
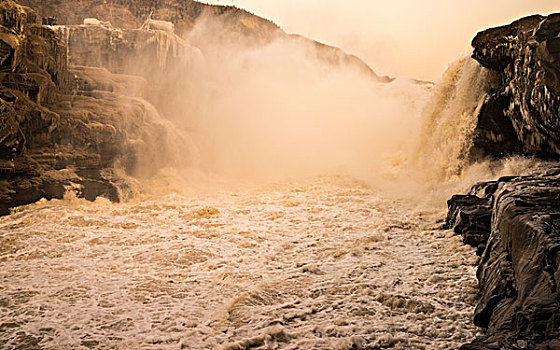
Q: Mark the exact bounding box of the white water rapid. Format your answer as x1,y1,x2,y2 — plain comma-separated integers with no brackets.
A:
0,35,544,349
1,174,480,349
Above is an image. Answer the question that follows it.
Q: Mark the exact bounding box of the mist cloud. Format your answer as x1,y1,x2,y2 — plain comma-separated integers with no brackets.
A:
166,16,431,183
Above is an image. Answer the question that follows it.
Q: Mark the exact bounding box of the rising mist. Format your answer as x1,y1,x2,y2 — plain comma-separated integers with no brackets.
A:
152,15,428,184
136,14,541,204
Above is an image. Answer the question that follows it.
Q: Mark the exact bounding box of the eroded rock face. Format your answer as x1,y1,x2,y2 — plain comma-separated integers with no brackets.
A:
20,0,387,82
469,13,560,159
0,0,175,215
52,23,185,74
447,169,560,350
448,14,560,348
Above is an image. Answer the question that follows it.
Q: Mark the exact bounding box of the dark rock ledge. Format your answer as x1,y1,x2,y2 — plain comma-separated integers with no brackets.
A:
447,169,560,350
469,13,560,160
447,13,560,350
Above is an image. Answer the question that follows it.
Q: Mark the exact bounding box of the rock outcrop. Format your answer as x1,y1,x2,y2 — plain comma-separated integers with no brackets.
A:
0,0,175,215
447,169,560,349
468,13,560,160
53,22,185,73
51,19,192,119
446,13,560,349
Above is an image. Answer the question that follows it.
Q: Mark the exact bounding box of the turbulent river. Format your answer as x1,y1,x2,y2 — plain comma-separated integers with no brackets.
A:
0,46,510,349
0,173,479,349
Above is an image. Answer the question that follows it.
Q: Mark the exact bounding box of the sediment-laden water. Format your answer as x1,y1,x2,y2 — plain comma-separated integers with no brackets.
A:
0,174,478,349
0,50,502,350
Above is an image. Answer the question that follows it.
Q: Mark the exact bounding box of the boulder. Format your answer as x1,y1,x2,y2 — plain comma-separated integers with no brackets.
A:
445,194,492,255
83,17,101,26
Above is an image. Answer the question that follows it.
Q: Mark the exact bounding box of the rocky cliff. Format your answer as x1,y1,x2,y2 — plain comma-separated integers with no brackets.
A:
446,13,560,349
0,0,386,215
0,0,177,215
0,0,284,216
19,0,386,80
447,169,560,350
468,14,560,160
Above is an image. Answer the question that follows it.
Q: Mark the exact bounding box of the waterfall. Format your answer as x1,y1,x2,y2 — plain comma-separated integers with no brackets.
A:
413,57,495,181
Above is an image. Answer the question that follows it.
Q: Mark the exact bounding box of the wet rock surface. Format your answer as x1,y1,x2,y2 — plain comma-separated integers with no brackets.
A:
0,0,174,215
447,13,560,349
469,13,560,159
447,168,560,349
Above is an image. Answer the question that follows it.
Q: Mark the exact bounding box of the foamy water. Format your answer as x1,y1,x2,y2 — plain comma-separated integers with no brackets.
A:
0,43,497,349
0,174,478,349
2,52,545,349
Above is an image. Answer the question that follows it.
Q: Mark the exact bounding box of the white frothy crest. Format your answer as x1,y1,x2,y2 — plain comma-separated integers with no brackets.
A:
0,175,480,349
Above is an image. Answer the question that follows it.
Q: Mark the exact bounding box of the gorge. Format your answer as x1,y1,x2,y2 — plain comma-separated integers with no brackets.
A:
1,1,560,349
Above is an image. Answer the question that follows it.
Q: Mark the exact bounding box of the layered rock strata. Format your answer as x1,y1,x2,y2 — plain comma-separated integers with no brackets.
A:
447,169,560,349
446,13,560,349
468,13,560,159
0,0,175,215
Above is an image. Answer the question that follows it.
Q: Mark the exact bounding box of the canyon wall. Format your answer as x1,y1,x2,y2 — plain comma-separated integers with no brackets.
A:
468,14,560,160
447,13,560,350
0,0,386,215
19,0,386,80
0,0,178,214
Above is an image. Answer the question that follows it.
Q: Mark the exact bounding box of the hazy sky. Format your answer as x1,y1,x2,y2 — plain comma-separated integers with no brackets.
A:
203,0,558,81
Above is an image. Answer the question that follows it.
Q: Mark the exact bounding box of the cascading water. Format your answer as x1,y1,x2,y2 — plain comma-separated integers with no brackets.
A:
0,23,545,350
414,57,496,181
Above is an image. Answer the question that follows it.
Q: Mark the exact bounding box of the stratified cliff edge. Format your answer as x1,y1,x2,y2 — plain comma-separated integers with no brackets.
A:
0,0,177,215
447,13,560,350
18,0,385,81
469,14,560,160
447,170,560,350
